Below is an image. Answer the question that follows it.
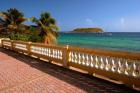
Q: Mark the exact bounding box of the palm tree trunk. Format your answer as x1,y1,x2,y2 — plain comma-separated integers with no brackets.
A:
44,32,57,45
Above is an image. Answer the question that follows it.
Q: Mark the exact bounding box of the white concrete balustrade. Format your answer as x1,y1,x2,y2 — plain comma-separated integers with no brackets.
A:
15,43,27,50
31,46,63,59
3,41,12,47
1,40,140,89
69,51,140,77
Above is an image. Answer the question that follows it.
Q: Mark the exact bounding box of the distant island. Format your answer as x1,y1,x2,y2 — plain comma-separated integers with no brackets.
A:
71,28,104,33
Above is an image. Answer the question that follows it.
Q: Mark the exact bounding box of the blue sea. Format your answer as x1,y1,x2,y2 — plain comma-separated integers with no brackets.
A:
58,32,140,52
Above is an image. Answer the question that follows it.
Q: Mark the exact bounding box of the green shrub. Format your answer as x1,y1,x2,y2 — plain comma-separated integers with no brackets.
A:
28,34,42,42
10,33,29,41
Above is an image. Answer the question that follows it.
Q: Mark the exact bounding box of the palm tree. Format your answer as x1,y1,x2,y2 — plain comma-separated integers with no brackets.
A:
0,18,6,36
0,8,26,34
0,13,10,35
0,18,5,30
30,12,59,44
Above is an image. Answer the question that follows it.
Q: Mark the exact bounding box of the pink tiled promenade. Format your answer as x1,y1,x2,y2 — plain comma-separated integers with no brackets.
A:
0,48,139,93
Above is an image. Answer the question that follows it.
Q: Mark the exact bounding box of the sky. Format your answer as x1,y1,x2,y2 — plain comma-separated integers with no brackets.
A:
0,0,140,32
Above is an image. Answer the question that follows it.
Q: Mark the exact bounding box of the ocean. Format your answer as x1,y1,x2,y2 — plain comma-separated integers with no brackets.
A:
58,32,140,52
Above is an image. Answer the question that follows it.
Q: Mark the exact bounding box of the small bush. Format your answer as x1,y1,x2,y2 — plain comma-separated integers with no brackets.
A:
28,34,42,42
10,33,29,41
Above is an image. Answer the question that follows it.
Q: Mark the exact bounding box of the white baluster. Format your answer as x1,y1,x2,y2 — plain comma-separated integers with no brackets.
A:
39,48,41,54
73,52,75,62
57,50,59,58
42,48,44,54
90,56,94,67
50,49,52,57
95,56,99,68
100,57,104,69
117,59,122,73
35,47,38,53
60,51,62,59
74,52,77,63
37,47,38,53
124,61,129,75
44,48,46,55
34,47,36,53
33,47,35,52
56,50,58,58
42,48,44,55
44,48,47,55
52,50,54,58
38,47,40,53
111,58,116,72
55,50,58,58
82,54,85,65
40,48,42,54
35,47,37,53
41,48,43,54
78,54,81,64
121,59,126,74
137,62,140,77
46,48,48,56
71,52,74,62
48,49,50,57
36,47,38,53
55,50,59,58
40,47,42,54
38,47,40,54
105,57,109,71
52,49,55,58
54,50,57,58
36,47,39,53
132,62,137,77
55,50,57,58
59,50,61,59
86,55,89,66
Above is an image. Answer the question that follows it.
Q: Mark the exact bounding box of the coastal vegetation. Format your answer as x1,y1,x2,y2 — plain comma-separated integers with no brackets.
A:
30,12,59,44
0,8,59,44
72,28,103,33
0,8,105,44
0,8,26,36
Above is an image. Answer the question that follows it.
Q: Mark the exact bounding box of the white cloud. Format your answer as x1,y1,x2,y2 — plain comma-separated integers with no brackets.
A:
85,18,94,26
123,17,140,32
103,15,140,32
120,18,125,26
120,17,125,31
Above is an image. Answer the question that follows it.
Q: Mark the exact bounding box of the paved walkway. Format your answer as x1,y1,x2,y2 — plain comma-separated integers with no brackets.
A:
0,48,139,93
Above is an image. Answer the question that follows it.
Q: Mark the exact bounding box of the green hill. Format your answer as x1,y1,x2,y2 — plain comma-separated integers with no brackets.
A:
72,28,104,33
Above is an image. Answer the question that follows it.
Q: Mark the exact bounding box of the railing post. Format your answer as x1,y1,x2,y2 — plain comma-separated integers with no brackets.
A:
63,45,69,68
27,42,31,56
1,39,3,48
1,39,5,48
0,38,2,47
11,40,14,50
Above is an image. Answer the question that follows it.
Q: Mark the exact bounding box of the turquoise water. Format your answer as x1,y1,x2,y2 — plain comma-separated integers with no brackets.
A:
58,32,140,52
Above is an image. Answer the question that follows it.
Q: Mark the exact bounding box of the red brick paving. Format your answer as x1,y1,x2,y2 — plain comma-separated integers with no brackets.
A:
0,48,139,93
